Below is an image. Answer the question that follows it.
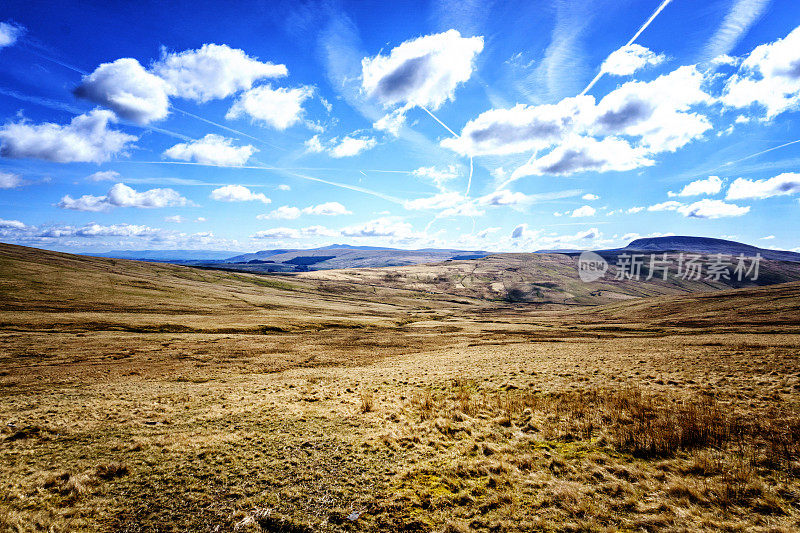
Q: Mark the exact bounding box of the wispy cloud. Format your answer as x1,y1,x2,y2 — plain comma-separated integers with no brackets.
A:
702,0,770,62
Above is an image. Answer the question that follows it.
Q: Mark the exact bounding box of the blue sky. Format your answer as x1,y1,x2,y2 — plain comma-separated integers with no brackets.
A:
1,0,799,253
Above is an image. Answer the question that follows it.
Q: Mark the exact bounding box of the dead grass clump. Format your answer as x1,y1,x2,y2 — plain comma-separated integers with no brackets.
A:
43,472,95,500
609,387,728,457
360,391,374,413
95,461,128,480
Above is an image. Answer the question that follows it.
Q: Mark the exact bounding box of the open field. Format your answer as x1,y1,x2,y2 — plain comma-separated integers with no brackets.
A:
0,243,798,532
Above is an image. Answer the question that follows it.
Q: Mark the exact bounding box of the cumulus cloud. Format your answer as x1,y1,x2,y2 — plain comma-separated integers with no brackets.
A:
591,66,714,153
444,65,713,180
441,97,594,156
677,198,750,218
404,191,465,211
258,202,351,219
726,173,800,199
226,85,313,130
0,21,24,49
668,175,723,197
209,184,270,204
511,135,652,179
0,217,26,230
362,30,483,110
600,44,666,76
412,165,459,190
0,110,136,163
341,217,418,240
722,25,800,118
570,205,596,217
163,134,257,166
152,43,287,102
164,215,184,223
74,58,170,124
648,200,684,211
87,170,121,182
0,171,24,189
582,193,599,200
57,183,189,212
477,189,539,207
305,134,377,158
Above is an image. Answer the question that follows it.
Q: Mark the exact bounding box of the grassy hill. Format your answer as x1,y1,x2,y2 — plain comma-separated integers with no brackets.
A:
1,243,799,531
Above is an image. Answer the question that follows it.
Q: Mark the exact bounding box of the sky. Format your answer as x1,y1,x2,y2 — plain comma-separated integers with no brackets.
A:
0,0,799,253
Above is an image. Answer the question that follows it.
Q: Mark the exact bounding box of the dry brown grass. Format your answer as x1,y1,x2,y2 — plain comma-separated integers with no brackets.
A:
0,244,799,531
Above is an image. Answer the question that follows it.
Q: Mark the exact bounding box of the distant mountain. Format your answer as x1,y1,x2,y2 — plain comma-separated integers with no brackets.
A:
622,236,800,262
534,248,585,254
212,247,492,272
86,250,241,261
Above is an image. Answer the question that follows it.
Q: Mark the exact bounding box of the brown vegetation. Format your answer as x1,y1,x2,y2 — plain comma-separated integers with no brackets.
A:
0,243,798,531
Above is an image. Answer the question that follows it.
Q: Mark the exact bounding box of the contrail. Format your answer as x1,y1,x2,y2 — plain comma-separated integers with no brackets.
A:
169,106,287,151
716,138,800,169
20,44,88,75
120,160,406,204
419,105,458,137
420,105,474,197
580,0,674,95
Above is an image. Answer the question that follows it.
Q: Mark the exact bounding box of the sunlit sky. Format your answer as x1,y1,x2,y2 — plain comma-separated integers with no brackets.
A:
1,0,799,253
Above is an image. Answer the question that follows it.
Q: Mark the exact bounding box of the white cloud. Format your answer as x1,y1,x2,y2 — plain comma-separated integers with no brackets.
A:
0,22,24,49
570,205,596,217
304,201,351,216
511,135,652,179
726,172,800,199
0,171,24,189
601,44,666,76
277,184,291,191
404,191,464,211
591,66,714,153
305,134,377,158
627,206,645,213
441,97,594,156
152,43,287,102
330,136,377,158
412,165,459,190
582,193,600,201
163,134,257,166
209,184,270,204
761,235,775,240
165,215,184,223
511,224,530,239
64,223,160,238
668,175,723,197
677,198,750,218
0,110,136,163
362,30,483,111
258,202,351,219
0,217,26,229
74,58,170,124
226,85,313,130
722,25,800,118
703,0,770,62
477,189,541,207
57,183,189,212
87,170,121,182
648,200,684,212
341,217,417,239
253,228,301,240
258,206,302,220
